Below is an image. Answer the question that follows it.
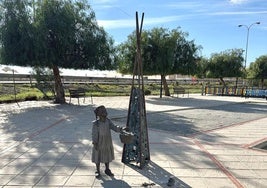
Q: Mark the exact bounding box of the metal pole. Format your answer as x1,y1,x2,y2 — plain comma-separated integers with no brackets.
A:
160,75,163,98
238,22,260,68
244,26,249,69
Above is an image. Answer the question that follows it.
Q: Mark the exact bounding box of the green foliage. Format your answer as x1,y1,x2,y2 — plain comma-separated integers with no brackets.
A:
0,81,204,103
0,0,35,65
144,89,151,95
34,0,116,70
0,0,116,69
247,55,267,79
247,55,267,88
0,84,45,103
207,49,244,78
117,27,201,76
0,0,117,103
116,32,136,74
195,57,209,78
31,66,55,99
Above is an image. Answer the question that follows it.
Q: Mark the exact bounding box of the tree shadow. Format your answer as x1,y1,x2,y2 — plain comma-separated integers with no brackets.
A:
1,96,266,187
143,96,267,137
145,96,267,114
0,101,97,186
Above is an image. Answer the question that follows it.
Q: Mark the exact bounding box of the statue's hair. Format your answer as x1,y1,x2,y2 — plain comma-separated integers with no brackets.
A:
94,105,106,119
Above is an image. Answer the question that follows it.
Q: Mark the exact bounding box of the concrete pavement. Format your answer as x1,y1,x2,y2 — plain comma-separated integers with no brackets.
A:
0,94,266,187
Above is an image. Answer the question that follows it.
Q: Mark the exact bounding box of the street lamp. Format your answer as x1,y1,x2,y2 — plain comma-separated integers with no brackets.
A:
238,22,260,68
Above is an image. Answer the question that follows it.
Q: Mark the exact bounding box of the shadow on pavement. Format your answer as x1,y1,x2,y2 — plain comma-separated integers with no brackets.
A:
126,161,191,188
0,102,96,186
143,97,267,137
1,96,266,186
100,176,131,188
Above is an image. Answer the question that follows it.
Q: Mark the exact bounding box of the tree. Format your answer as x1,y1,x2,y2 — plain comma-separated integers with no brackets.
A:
0,0,116,103
117,27,201,97
206,49,244,86
247,55,267,88
195,57,209,79
0,0,35,66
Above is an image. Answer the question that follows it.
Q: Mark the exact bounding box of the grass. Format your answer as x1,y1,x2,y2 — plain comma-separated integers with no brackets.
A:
0,83,203,103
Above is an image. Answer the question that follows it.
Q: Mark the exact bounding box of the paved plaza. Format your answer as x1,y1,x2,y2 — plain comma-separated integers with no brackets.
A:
0,94,266,187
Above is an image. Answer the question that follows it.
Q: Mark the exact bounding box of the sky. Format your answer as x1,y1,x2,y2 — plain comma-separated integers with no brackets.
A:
1,0,266,75
90,0,267,67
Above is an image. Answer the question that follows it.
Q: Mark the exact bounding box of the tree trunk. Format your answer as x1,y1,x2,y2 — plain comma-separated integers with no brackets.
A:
162,75,170,96
219,77,226,87
52,65,65,104
235,77,238,95
219,77,226,96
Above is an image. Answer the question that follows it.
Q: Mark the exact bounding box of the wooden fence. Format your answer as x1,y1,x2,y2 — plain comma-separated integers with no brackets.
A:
204,86,267,99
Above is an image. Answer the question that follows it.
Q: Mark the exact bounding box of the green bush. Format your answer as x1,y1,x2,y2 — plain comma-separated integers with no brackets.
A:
144,89,151,95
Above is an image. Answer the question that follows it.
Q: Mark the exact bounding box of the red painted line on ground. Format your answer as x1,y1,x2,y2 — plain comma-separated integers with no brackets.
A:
190,116,267,138
28,118,67,139
199,141,243,147
149,141,194,145
27,108,85,140
149,127,196,138
0,117,74,154
243,137,267,148
38,141,81,144
193,140,244,188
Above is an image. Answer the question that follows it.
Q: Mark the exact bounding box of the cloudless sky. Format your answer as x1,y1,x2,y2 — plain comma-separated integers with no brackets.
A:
90,0,267,67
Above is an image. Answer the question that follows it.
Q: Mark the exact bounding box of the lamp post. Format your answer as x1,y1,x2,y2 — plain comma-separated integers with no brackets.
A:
238,22,260,68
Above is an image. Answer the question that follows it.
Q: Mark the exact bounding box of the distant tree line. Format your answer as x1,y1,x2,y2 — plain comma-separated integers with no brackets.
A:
1,0,266,102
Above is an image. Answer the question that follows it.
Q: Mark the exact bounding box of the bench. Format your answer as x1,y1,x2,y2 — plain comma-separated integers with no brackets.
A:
69,88,93,104
173,86,186,97
245,89,267,100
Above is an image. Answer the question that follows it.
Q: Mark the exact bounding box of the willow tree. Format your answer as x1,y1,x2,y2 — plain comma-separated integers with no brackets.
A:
0,0,34,66
248,55,267,88
0,0,116,103
207,49,244,86
117,27,201,96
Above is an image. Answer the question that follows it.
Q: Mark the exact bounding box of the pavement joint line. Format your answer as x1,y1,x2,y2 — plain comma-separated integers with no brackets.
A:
193,139,244,188
30,144,76,187
2,103,263,155
195,141,243,147
189,115,267,138
147,116,267,142
149,125,248,153
0,141,21,155
0,97,266,187
148,127,198,139
146,100,245,115
149,141,194,145
110,100,249,121
27,107,86,140
0,109,84,155
32,141,82,144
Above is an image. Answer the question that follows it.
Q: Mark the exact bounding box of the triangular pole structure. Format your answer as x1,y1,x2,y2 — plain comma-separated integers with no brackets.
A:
122,12,150,169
